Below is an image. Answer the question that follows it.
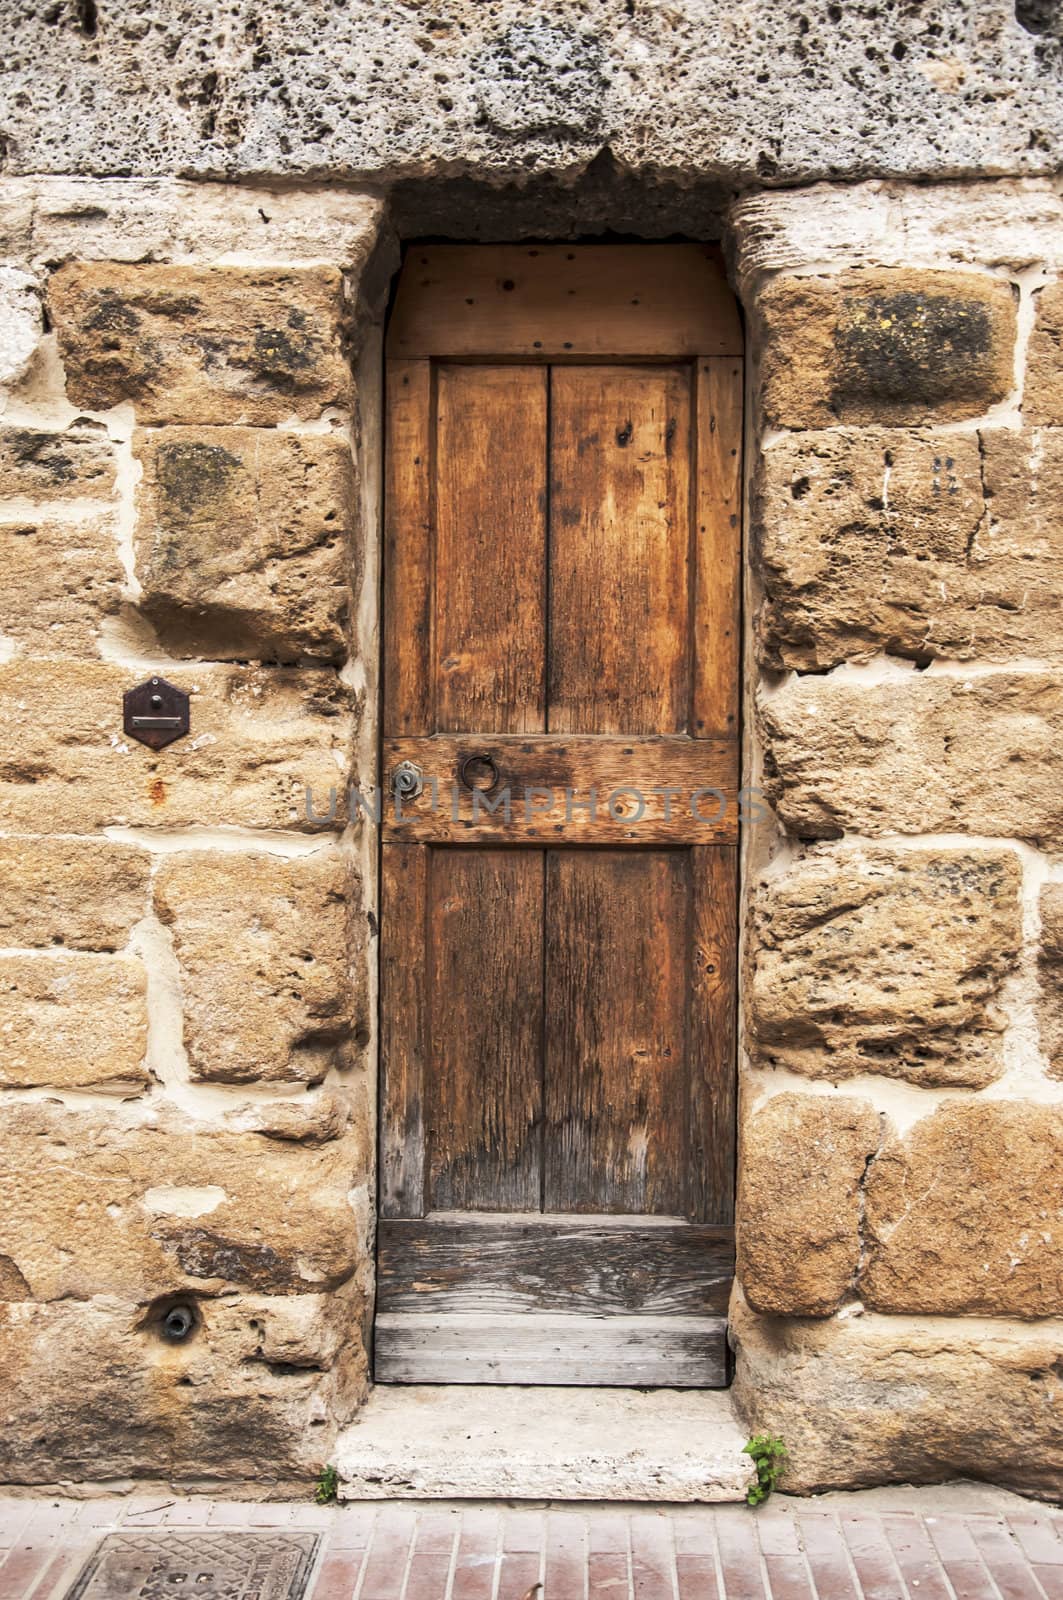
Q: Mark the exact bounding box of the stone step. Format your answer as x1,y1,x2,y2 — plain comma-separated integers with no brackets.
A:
335,1384,755,1502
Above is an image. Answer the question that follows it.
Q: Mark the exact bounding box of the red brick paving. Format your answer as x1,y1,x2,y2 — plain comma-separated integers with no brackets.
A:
1,1492,1060,1599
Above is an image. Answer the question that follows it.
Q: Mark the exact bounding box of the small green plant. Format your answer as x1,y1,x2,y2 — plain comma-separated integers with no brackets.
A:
743,1433,787,1506
314,1463,339,1505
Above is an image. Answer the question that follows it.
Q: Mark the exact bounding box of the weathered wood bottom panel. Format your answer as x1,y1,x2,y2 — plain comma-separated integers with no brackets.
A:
373,1313,729,1386
378,1215,734,1316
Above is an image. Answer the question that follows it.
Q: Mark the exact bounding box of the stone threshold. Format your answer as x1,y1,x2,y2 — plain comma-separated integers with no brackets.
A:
335,1385,755,1502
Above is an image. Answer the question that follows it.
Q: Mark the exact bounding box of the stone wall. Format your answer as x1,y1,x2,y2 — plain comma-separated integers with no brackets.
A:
730,180,1063,1500
1,162,1063,1498
0,187,386,1485
3,2,1063,189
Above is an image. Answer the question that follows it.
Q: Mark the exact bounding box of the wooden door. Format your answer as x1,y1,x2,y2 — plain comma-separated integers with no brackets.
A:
377,245,743,1386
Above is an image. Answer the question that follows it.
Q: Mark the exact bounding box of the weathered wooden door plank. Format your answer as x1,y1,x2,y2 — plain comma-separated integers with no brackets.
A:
386,245,743,361
435,364,548,734
688,845,739,1223
693,358,744,739
380,734,738,844
378,1215,734,1316
425,848,545,1211
543,849,690,1215
374,1313,730,1387
379,842,429,1219
549,366,692,735
382,360,432,738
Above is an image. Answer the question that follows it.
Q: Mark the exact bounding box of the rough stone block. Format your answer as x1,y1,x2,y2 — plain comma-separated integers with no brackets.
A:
222,1090,353,1145
48,264,352,424
0,660,353,833
0,423,117,499
761,670,1063,847
755,428,1063,668
757,270,1016,428
0,952,148,1090
748,845,1021,1086
863,1100,1063,1317
134,425,353,662
1026,279,1063,425
154,851,360,1085
0,1287,367,1482
1038,882,1063,1080
0,267,43,390
0,838,150,951
737,1093,881,1318
730,1289,1063,1500
756,429,982,669
0,1100,366,1302
0,514,123,654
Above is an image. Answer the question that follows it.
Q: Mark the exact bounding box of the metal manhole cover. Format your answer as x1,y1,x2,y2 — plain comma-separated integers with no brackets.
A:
64,1531,321,1600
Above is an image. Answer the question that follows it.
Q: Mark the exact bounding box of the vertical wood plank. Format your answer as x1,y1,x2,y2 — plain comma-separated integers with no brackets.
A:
435,365,548,734
549,366,692,735
693,356,743,740
383,360,433,737
687,845,738,1222
379,843,429,1217
544,849,689,1214
427,848,545,1209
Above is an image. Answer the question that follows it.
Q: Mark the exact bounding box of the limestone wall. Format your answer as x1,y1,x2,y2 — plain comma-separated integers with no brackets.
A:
0,187,387,1485
1,169,1062,1497
730,180,1063,1500
3,2,1063,188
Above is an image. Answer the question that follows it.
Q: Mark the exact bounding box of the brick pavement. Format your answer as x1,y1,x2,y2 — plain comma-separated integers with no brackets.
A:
0,1490,1060,1599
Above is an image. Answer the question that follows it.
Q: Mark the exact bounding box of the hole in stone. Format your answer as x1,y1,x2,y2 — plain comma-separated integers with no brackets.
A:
1015,0,1061,31
143,1295,201,1344
75,0,98,36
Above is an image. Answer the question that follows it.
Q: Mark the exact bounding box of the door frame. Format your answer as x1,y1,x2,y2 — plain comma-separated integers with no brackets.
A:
370,240,746,1385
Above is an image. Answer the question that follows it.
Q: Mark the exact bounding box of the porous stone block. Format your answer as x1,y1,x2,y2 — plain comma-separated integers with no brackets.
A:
0,1100,366,1302
737,1093,881,1318
154,851,360,1086
748,846,1021,1086
1038,882,1063,1080
48,264,352,424
755,428,1063,668
134,425,353,662
0,660,353,833
0,838,150,951
5,12,1063,190
731,183,1063,291
0,514,123,654
730,1290,1063,1500
0,1287,367,1483
22,178,385,269
1026,279,1063,424
0,952,148,1090
0,423,117,499
756,429,983,669
862,1100,1063,1318
757,270,1016,428
760,671,1063,847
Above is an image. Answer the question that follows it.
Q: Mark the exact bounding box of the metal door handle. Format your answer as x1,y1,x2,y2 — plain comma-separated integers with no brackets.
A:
459,752,500,792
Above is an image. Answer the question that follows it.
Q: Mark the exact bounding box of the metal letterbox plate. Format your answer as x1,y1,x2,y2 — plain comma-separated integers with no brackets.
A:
123,676,191,751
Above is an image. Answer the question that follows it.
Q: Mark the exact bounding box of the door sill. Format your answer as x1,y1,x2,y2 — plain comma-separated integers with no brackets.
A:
334,1384,754,1502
